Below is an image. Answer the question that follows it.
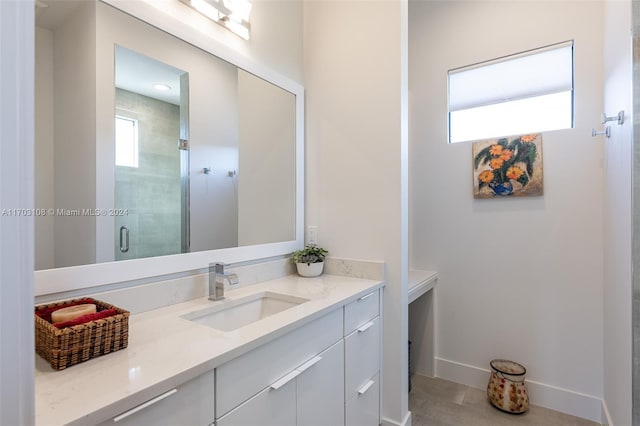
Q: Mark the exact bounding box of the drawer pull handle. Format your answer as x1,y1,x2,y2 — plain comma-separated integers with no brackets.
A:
357,292,375,302
113,389,177,422
296,356,322,373
357,321,375,333
358,380,375,395
270,370,300,390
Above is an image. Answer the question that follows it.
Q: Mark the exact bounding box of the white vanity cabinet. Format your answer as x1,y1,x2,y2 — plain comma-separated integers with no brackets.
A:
35,275,385,426
95,370,215,426
217,289,382,426
344,290,381,426
216,378,296,426
92,289,381,426
296,340,345,426
216,308,344,426
217,340,344,426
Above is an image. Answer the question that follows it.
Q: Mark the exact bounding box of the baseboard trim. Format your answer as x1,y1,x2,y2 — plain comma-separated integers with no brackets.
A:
601,399,613,425
381,411,412,426
434,357,603,423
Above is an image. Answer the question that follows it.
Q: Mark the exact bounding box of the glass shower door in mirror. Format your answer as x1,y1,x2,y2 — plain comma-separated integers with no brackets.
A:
114,46,188,260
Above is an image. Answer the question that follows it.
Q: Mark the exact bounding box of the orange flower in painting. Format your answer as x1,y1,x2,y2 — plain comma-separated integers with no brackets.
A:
489,144,503,156
521,134,537,143
499,149,514,161
490,158,504,170
479,170,494,183
506,166,524,180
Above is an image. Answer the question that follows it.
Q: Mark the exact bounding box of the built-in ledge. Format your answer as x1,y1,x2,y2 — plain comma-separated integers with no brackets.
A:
408,269,438,378
408,269,438,304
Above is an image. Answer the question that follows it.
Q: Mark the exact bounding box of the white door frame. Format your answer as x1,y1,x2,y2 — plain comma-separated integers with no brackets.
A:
0,0,35,424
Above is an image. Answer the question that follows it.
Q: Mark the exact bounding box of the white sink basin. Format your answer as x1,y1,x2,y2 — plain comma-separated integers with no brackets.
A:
182,291,309,332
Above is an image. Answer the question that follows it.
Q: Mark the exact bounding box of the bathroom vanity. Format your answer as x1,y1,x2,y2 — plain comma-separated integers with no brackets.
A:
34,2,382,424
35,274,383,425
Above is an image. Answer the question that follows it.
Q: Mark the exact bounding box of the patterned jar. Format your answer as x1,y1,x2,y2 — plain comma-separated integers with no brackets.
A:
487,359,529,414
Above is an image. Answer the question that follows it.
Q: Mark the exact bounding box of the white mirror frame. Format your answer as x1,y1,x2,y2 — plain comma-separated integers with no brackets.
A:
35,0,304,296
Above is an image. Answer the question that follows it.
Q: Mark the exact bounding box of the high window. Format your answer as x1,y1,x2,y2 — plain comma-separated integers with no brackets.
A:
448,41,574,143
115,114,139,168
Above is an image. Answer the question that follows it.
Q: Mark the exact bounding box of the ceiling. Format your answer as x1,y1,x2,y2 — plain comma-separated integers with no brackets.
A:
115,46,184,106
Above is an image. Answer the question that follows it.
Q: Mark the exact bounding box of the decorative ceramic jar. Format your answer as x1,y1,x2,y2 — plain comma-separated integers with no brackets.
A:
487,359,529,414
296,262,324,277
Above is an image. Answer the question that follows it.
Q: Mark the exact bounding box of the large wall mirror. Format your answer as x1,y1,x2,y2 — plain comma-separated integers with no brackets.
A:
34,0,303,295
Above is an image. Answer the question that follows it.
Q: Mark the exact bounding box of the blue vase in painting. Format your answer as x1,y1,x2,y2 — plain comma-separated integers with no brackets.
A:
489,181,514,196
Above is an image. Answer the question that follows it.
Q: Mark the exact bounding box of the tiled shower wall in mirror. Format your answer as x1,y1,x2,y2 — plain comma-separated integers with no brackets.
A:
115,88,182,260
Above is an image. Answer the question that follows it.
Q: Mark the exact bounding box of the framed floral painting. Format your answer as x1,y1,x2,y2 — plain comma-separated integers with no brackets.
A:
472,134,543,198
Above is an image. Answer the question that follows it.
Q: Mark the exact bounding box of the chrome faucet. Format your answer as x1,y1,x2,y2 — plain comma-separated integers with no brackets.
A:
209,262,239,301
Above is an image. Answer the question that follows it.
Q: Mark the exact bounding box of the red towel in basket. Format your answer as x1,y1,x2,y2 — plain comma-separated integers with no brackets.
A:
35,298,119,328
52,309,118,329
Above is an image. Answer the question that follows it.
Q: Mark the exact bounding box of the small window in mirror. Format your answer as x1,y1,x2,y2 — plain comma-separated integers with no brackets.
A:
115,115,139,167
448,41,574,143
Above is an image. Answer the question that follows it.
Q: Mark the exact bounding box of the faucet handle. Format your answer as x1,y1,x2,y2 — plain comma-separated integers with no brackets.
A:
228,273,240,286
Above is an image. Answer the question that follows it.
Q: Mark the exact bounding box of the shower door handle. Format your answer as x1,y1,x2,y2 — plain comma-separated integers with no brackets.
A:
120,226,129,253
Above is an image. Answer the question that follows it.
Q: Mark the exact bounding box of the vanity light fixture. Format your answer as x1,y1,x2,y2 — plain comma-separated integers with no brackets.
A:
181,0,252,40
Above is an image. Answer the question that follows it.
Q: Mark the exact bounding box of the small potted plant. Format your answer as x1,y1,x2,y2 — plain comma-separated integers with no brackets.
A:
291,244,328,277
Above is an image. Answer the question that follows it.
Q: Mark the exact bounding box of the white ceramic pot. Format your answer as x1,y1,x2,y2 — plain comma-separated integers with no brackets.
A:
296,261,324,277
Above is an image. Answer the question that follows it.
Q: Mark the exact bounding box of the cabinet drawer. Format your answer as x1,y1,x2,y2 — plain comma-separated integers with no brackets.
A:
217,375,296,426
345,316,380,399
97,370,215,426
216,308,343,418
345,372,380,426
344,289,379,335
297,340,345,426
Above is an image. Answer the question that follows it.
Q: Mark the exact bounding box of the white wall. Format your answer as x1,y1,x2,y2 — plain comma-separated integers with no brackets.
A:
248,0,303,85
238,69,296,246
0,0,35,422
304,1,409,424
409,1,605,421
603,1,633,424
34,26,55,270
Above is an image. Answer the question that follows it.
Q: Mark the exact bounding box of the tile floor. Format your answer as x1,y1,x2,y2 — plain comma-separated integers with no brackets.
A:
408,374,600,426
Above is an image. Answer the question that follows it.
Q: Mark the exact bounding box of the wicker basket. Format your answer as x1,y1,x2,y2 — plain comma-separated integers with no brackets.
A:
35,298,130,370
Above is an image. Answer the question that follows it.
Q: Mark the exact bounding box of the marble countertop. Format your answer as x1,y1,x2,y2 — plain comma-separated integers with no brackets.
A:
35,274,384,426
